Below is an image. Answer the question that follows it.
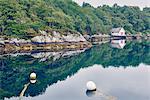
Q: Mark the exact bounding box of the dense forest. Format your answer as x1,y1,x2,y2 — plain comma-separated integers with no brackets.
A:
0,0,150,38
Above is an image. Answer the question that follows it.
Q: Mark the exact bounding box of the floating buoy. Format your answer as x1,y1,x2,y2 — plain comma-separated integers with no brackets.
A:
86,81,96,91
30,72,36,80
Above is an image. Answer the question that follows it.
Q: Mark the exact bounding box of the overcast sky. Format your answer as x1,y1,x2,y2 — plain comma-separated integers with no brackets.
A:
73,0,150,9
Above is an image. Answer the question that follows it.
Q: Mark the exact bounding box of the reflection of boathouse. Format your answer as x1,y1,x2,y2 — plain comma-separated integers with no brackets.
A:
110,27,126,37
110,39,126,49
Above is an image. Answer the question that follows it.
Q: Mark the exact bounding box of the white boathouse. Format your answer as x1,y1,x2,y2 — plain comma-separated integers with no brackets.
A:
110,27,126,37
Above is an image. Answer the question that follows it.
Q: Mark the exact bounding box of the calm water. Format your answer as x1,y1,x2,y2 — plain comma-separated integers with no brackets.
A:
0,40,150,100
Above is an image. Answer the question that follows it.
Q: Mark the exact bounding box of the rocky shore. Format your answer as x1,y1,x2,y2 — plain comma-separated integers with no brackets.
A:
0,30,92,55
0,29,149,55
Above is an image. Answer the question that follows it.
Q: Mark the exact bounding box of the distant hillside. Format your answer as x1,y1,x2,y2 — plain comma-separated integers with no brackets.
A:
0,0,150,38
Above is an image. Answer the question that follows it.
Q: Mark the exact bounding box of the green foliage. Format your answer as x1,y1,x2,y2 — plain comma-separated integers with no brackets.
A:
0,0,149,38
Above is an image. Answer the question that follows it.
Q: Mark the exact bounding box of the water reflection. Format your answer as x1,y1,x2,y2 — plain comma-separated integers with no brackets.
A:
110,39,126,49
86,90,117,100
19,72,37,100
19,83,30,100
4,64,150,100
86,90,97,97
0,49,86,62
0,40,150,100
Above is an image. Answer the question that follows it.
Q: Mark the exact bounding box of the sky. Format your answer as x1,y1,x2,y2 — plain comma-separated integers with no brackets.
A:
73,0,150,9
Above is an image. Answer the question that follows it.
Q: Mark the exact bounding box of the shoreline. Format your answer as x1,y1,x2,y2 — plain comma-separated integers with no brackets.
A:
0,41,92,55
0,33,150,55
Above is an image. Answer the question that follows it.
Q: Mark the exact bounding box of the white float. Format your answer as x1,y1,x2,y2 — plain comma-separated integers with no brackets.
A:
86,81,96,91
30,72,36,80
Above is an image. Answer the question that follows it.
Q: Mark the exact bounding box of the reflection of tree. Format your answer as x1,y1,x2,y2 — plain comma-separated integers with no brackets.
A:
0,41,149,100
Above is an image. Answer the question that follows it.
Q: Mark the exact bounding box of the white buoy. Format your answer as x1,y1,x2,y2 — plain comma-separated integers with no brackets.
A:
86,81,96,91
30,72,36,80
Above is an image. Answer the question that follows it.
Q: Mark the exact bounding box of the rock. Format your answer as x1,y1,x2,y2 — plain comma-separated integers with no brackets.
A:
31,36,45,43
31,30,87,43
84,35,91,40
9,38,18,43
39,30,47,36
45,36,52,42
0,41,5,44
0,38,5,44
9,38,31,43
62,32,86,42
26,40,31,43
